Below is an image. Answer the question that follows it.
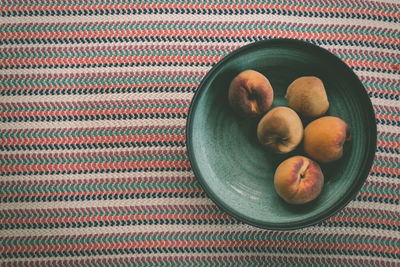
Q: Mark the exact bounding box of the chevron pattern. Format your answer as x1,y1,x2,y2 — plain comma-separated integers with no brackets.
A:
0,0,399,265
1,0,399,23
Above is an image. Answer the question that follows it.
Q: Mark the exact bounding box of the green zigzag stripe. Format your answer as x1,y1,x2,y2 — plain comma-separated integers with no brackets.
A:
375,108,400,117
0,75,203,88
1,154,188,165
2,181,398,197
373,160,400,169
1,0,396,13
378,132,400,142
0,76,397,94
0,208,221,220
0,206,397,222
1,232,397,246
0,181,201,195
1,49,398,67
1,103,189,112
359,183,400,197
1,23,398,40
363,79,399,92
0,128,185,139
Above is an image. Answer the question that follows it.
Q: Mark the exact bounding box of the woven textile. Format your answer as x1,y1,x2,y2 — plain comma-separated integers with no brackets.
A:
0,1,399,266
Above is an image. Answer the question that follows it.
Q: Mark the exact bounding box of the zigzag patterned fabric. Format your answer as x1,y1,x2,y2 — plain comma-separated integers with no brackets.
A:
0,0,399,266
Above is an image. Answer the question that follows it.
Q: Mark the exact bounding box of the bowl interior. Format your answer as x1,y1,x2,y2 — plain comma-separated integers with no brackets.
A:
187,39,376,229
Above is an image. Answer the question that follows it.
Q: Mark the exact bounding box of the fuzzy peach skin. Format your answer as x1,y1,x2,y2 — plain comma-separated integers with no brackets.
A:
228,70,274,117
257,107,303,154
285,76,329,117
304,116,351,163
274,156,324,204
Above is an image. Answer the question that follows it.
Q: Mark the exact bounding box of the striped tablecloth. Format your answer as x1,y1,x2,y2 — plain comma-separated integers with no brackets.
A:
0,1,399,266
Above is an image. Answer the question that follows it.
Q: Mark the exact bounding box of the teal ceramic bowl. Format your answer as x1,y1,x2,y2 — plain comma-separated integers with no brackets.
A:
186,39,376,230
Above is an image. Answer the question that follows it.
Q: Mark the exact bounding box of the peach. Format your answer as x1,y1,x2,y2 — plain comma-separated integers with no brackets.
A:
285,76,329,117
274,156,324,204
304,116,351,163
257,107,303,154
228,70,274,117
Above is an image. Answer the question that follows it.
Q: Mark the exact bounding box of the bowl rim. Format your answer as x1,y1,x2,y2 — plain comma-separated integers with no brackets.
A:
185,38,377,230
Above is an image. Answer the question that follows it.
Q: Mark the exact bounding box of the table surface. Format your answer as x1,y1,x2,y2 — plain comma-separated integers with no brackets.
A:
0,1,399,266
